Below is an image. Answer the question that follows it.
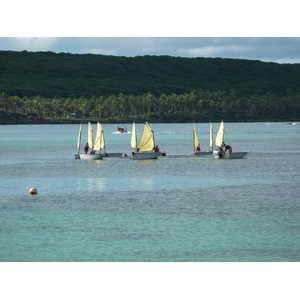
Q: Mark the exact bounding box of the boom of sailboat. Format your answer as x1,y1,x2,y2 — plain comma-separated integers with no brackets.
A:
75,121,247,160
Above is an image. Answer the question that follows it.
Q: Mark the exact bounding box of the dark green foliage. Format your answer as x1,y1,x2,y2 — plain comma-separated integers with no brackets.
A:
1,89,300,124
1,51,300,123
1,50,300,98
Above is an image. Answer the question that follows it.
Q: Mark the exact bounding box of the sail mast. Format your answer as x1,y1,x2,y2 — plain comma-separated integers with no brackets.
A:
77,123,82,155
131,122,137,149
94,122,102,151
88,122,94,149
138,122,155,152
209,122,213,150
215,121,224,147
100,128,105,151
193,124,200,150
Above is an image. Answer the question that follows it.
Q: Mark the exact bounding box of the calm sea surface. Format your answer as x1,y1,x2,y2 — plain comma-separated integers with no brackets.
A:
0,122,300,262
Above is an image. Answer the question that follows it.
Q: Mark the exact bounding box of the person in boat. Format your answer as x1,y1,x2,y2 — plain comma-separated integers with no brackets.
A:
154,145,160,152
224,144,232,154
84,143,89,154
195,143,201,152
90,150,96,155
217,142,225,158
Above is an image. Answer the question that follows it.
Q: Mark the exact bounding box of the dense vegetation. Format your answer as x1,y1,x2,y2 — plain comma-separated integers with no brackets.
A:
1,89,299,124
0,50,300,123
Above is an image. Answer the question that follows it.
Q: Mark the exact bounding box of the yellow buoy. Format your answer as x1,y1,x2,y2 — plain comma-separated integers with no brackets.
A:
29,188,38,195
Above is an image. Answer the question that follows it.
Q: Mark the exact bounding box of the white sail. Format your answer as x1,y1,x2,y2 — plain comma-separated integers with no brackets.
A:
131,122,137,149
138,122,155,152
193,124,200,149
88,122,93,149
77,123,82,153
209,122,213,149
100,128,105,150
215,121,224,147
94,122,102,151
94,122,106,152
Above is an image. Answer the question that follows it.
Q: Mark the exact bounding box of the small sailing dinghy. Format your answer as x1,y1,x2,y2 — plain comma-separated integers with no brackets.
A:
130,122,165,160
192,123,213,156
98,123,123,157
212,121,247,159
75,122,104,160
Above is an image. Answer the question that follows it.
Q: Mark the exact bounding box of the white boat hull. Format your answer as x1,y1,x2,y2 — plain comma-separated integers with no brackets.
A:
213,150,247,159
78,153,104,160
192,151,213,156
131,151,162,160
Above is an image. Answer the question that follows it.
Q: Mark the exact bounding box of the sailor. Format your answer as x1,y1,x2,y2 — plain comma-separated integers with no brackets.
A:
195,143,201,152
84,143,89,154
225,144,232,154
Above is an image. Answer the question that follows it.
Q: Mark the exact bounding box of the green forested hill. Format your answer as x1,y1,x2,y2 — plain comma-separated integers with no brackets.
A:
1,50,300,98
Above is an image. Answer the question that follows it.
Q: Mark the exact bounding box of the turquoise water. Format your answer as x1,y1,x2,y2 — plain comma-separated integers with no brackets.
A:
0,122,300,262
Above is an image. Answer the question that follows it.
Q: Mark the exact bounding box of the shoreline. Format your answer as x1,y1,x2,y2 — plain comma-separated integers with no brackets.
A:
1,118,299,125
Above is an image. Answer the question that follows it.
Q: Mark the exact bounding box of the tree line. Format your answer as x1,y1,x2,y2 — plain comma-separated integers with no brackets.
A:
1,89,299,124
2,51,300,99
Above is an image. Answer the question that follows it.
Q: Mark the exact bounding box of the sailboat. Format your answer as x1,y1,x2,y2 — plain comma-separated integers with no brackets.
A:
96,123,123,157
74,122,104,160
130,122,165,160
192,123,213,156
74,123,82,159
212,121,247,159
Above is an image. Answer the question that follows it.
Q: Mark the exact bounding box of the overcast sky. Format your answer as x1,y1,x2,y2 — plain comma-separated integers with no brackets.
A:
1,37,300,64
1,1,299,64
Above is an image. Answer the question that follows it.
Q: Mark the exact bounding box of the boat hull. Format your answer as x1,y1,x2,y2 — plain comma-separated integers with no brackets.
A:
105,152,123,157
192,151,213,156
213,150,247,159
131,151,162,160
78,153,104,160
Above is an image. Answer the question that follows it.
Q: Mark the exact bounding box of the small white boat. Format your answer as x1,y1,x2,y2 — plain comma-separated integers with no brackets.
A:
116,125,128,133
130,122,166,160
213,150,248,159
75,122,104,160
79,153,105,160
192,122,213,156
212,121,247,159
97,123,123,158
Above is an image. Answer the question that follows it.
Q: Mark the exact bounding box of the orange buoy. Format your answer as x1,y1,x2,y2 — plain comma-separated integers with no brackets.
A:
29,188,38,195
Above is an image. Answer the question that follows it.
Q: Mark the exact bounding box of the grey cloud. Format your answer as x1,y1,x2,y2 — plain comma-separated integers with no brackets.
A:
0,37,300,63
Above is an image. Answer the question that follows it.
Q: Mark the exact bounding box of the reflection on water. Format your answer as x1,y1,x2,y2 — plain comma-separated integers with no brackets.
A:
1,123,300,262
86,178,106,190
143,179,155,186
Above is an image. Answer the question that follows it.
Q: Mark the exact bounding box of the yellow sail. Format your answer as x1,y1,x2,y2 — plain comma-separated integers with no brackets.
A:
94,122,102,151
193,124,200,148
131,122,137,149
77,123,82,151
215,121,224,147
88,122,93,149
209,122,213,148
138,122,155,152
